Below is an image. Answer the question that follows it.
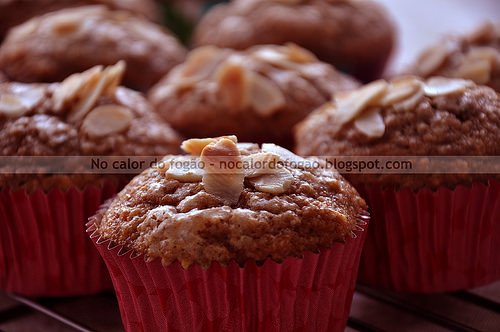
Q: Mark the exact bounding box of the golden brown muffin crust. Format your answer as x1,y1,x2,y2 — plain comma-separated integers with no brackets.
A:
295,77,500,189
94,137,367,268
0,63,182,190
0,6,187,92
192,0,395,82
149,44,359,147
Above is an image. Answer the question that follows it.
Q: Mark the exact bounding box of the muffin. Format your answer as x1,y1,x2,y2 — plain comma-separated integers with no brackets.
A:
409,22,500,92
0,0,159,41
89,136,369,331
295,76,500,292
0,62,182,296
192,0,396,82
0,6,187,92
149,44,359,148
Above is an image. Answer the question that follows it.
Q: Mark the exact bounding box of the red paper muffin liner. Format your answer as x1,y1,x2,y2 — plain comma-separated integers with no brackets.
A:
357,180,500,293
89,210,369,332
0,182,120,297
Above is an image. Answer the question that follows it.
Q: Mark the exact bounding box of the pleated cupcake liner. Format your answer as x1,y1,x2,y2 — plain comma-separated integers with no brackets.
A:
0,182,120,297
357,180,500,293
89,206,369,332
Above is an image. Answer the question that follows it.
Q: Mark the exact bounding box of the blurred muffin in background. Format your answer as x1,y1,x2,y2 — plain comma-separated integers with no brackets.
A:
149,43,359,147
0,6,187,92
0,0,159,41
409,22,500,92
192,0,396,82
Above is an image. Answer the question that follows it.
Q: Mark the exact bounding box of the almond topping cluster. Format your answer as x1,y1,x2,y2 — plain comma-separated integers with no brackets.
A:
319,76,475,138
162,44,326,117
415,23,499,85
164,137,300,204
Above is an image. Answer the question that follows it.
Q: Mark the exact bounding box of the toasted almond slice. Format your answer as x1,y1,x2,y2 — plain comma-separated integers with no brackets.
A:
284,43,316,63
248,72,286,116
334,79,388,125
243,152,281,178
53,65,102,112
236,143,260,155
51,14,81,35
423,77,474,96
466,22,496,44
215,61,250,112
201,138,245,205
416,45,450,76
82,105,133,138
0,94,28,117
165,156,204,182
454,59,492,84
249,168,293,195
181,46,225,79
261,143,308,169
393,87,425,112
181,136,238,155
380,77,423,106
354,108,385,138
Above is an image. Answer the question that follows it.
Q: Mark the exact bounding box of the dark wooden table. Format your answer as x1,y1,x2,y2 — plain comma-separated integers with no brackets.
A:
1,281,499,331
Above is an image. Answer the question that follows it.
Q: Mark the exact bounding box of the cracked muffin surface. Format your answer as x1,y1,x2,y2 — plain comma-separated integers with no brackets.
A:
94,136,367,268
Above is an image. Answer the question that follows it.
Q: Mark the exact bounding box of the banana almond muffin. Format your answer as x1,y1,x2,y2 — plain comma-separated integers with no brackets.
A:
0,62,181,296
149,44,359,148
192,0,396,82
89,136,368,331
0,0,159,41
409,22,500,92
0,6,187,92
295,76,500,189
295,76,500,292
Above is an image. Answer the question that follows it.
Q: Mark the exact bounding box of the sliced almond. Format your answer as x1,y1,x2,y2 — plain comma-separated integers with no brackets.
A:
416,45,450,76
201,138,245,205
423,77,474,96
0,94,28,118
249,168,293,195
181,46,225,80
393,87,425,112
247,72,286,116
454,59,492,84
354,108,385,138
53,65,102,112
466,22,496,44
81,105,133,138
334,79,388,125
215,61,250,112
165,156,204,182
380,77,423,106
242,152,280,178
181,136,238,155
51,15,81,35
261,143,308,169
236,143,260,155
284,43,316,63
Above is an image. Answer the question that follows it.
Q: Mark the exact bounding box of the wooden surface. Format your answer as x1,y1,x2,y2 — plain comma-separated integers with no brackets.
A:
1,281,500,331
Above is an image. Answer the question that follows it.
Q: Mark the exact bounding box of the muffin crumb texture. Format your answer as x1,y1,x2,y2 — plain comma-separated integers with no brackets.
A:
95,137,367,268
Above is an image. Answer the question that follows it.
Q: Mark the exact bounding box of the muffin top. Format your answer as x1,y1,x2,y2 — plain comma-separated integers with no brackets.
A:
0,5,187,92
0,62,182,189
0,0,160,40
149,44,358,147
295,76,500,189
410,22,500,92
93,136,367,268
192,0,395,82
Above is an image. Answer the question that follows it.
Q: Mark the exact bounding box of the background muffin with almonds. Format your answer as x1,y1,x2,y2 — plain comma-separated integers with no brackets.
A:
0,62,181,297
192,0,396,82
0,6,187,92
149,43,358,147
409,22,500,92
0,0,160,41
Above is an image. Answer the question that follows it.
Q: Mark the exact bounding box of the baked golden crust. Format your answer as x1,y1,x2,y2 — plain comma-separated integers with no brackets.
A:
295,77,500,190
93,137,367,268
149,44,359,147
0,63,182,190
192,0,395,82
0,6,186,92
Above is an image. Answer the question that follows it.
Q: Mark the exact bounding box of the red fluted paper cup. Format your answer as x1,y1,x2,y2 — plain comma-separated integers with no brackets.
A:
0,182,120,297
357,180,500,293
89,210,369,332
